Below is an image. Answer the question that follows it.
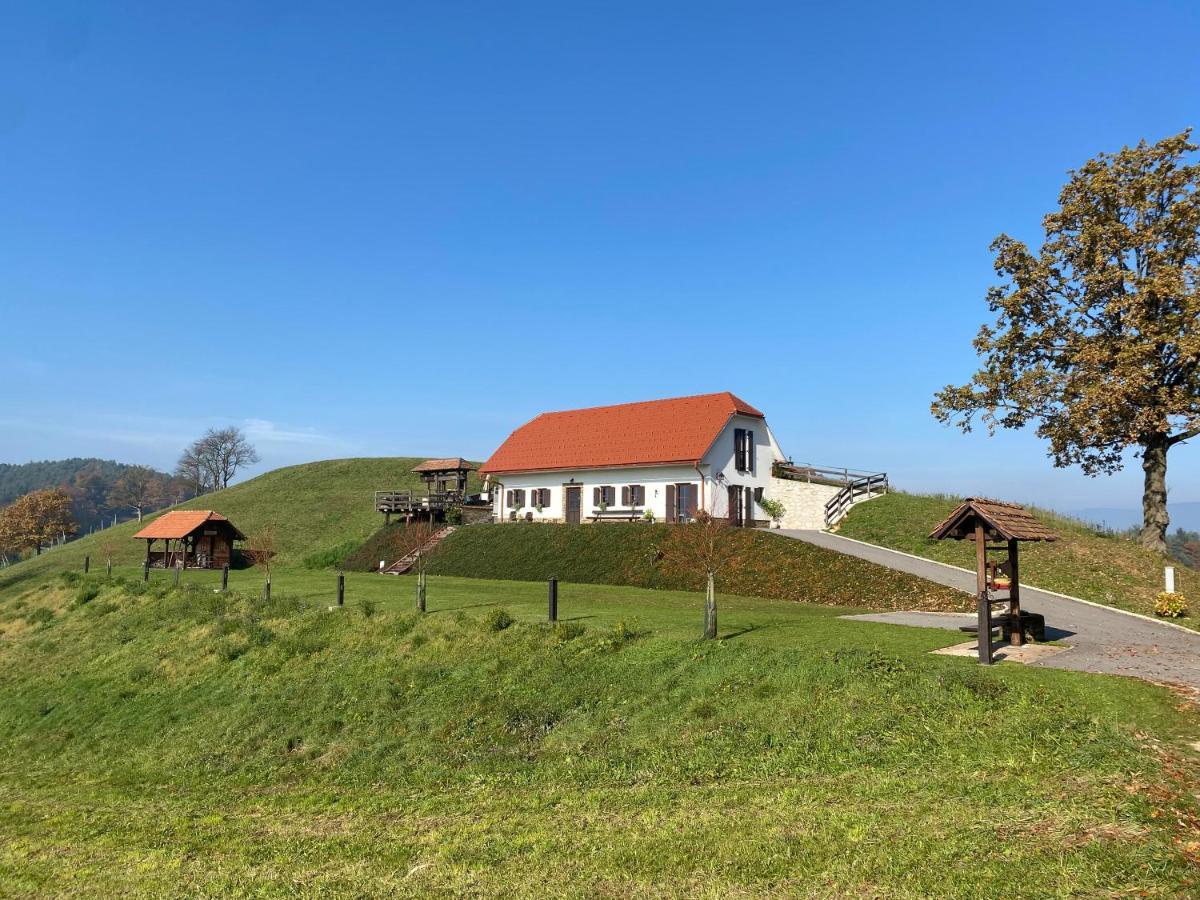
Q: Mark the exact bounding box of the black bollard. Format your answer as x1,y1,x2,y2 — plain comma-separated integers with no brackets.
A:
83,555,89,574
548,576,558,622
221,564,229,592
264,576,271,601
337,572,345,607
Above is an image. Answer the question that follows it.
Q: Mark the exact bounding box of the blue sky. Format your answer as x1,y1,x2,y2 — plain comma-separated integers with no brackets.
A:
2,1,1198,514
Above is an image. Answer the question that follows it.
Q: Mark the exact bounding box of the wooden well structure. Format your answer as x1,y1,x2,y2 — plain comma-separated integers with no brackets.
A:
929,498,1056,663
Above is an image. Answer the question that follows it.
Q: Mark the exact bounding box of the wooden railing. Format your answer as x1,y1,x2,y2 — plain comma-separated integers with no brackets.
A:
375,490,463,514
823,471,888,527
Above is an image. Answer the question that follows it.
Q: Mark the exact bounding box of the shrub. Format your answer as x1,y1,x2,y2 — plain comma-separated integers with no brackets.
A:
26,607,54,625
758,497,786,524
484,608,515,632
302,540,360,570
59,571,81,586
74,585,101,607
553,621,586,642
1155,591,1189,618
359,598,379,619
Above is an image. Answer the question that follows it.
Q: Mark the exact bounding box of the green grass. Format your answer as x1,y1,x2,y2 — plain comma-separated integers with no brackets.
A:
839,492,1200,628
0,457,483,592
1,566,1199,896
427,522,970,612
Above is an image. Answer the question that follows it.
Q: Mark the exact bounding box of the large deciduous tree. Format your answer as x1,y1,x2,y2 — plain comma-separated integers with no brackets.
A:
0,489,77,556
932,131,1200,553
106,465,165,522
175,426,260,495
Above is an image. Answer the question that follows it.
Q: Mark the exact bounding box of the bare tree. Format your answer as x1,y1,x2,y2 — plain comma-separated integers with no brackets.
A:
243,526,277,599
98,539,118,577
177,427,260,495
657,494,751,639
106,465,165,522
388,522,445,612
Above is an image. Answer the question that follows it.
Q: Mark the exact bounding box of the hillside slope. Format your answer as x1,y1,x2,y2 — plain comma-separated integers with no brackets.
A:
838,492,1199,626
0,574,1198,895
425,522,968,612
0,457,480,597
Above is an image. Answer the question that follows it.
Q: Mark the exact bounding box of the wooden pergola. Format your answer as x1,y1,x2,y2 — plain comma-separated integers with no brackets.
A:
411,457,476,495
133,510,245,570
930,498,1056,663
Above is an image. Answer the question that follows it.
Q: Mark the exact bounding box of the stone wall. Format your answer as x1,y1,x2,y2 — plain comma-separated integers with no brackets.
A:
768,478,843,530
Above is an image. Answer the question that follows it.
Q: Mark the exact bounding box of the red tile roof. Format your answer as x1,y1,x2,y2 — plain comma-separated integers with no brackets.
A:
480,392,765,474
133,510,241,540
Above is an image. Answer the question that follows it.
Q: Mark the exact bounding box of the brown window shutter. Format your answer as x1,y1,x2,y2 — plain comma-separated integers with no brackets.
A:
734,428,745,470
621,486,629,506
747,430,756,474
754,487,764,502
665,484,676,523
593,487,600,506
727,485,739,524
686,484,699,518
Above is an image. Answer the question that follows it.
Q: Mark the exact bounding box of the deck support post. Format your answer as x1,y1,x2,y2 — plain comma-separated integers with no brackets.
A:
83,555,89,574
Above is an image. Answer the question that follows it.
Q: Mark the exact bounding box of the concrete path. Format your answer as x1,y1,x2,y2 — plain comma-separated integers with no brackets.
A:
779,529,1200,690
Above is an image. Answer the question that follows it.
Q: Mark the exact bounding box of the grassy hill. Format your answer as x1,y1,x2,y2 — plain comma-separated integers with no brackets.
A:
1,571,1199,895
424,522,968,612
837,492,1200,626
0,457,482,597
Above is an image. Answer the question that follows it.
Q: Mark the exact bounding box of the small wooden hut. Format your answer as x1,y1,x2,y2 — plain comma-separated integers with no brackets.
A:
133,510,245,569
411,458,476,496
930,498,1056,660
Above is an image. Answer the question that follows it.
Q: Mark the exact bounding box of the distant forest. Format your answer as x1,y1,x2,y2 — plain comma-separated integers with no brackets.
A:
0,459,184,534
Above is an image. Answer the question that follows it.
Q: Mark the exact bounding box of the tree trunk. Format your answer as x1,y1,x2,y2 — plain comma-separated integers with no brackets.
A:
136,507,143,522
703,572,717,639
1140,434,1170,553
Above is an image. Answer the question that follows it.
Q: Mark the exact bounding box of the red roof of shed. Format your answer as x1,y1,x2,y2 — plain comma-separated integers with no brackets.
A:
133,510,243,540
480,392,764,474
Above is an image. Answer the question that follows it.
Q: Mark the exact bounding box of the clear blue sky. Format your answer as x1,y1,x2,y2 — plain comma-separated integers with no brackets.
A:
2,1,1198,514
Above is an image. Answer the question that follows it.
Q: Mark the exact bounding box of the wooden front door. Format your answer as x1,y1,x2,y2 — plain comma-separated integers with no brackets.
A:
565,486,582,524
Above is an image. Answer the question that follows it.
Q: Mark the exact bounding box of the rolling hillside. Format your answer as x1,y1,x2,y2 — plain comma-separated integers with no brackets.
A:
837,492,1199,625
1,573,1198,894
0,458,482,597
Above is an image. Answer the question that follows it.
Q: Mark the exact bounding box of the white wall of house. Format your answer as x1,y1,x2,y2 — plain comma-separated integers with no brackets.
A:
492,464,703,522
491,416,788,524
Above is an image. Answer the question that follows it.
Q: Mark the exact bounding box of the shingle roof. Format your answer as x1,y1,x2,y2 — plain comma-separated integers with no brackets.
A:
132,510,243,540
929,498,1057,542
411,457,477,473
480,392,765,474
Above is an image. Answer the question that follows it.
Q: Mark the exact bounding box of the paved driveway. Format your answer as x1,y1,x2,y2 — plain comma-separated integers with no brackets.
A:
779,529,1200,690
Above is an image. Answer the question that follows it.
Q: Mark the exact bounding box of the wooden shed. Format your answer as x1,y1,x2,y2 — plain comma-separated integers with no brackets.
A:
133,510,245,569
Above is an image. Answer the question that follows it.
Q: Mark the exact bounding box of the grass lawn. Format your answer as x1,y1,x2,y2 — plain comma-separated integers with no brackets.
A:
1,566,1199,896
838,492,1200,629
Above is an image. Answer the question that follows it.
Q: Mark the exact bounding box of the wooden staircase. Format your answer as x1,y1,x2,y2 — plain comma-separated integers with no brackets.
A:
381,526,456,575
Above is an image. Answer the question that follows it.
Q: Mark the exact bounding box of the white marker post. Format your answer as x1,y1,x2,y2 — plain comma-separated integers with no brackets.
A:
1165,566,1176,594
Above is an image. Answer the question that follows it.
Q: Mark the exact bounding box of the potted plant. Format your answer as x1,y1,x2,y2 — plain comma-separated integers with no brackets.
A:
758,497,786,529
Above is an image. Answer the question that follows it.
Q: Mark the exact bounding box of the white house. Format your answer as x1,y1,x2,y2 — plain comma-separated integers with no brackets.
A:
480,392,786,526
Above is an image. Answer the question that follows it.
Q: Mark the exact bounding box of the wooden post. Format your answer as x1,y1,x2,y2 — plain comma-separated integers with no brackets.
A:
337,572,345,607
974,523,989,664
173,563,181,587
264,576,271,601
143,559,150,582
221,564,229,592
977,591,994,665
1007,538,1024,647
83,555,89,574
548,576,558,622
